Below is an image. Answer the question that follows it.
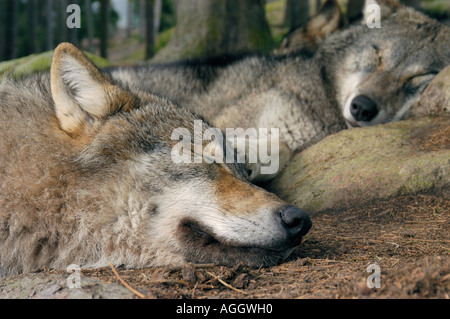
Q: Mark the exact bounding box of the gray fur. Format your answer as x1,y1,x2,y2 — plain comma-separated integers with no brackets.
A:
0,44,311,275
320,8,450,127
110,8,450,181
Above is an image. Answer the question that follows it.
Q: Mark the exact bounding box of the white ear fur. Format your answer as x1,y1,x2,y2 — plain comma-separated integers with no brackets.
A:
51,43,110,134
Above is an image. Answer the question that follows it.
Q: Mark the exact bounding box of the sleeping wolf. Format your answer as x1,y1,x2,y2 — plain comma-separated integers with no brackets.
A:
111,8,450,181
0,43,311,276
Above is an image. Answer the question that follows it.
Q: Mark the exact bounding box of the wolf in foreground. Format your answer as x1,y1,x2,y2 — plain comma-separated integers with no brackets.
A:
0,43,312,276
111,8,450,181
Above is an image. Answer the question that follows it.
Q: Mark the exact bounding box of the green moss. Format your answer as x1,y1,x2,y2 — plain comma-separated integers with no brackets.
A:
265,0,288,46
272,30,289,46
121,49,145,64
12,52,55,77
248,28,275,52
155,27,175,52
265,0,286,27
0,51,112,79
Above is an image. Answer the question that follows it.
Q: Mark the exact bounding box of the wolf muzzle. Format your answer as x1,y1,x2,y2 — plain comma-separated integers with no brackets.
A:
350,95,379,122
277,205,312,247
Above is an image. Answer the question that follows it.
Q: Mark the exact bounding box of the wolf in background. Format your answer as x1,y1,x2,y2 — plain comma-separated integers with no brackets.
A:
111,5,450,181
0,43,312,276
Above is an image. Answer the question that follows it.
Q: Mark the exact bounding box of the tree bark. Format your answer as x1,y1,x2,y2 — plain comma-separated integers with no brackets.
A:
139,0,146,36
56,0,69,44
284,0,310,32
46,0,54,51
100,0,109,58
86,0,94,52
68,0,79,47
0,0,4,61
153,0,273,63
145,0,155,60
3,0,18,60
27,0,38,54
154,0,162,39
126,0,134,38
347,0,365,22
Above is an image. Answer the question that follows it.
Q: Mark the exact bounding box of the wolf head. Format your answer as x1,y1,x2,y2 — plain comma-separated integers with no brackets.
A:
47,43,311,269
320,8,450,127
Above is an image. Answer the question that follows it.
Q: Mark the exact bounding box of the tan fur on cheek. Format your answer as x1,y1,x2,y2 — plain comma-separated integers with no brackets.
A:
214,166,283,217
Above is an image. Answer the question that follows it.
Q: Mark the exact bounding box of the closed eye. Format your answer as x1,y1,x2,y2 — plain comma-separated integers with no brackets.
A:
404,73,436,95
371,44,382,66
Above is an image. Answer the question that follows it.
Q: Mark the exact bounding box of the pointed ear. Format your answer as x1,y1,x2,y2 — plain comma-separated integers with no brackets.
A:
277,0,342,54
305,0,342,39
50,42,134,135
363,0,399,23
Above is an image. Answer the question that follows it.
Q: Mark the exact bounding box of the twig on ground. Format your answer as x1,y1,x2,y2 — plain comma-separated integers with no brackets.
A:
206,271,248,295
109,262,146,299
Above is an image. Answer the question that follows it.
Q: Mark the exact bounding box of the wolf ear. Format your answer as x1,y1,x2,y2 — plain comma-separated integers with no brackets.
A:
306,0,342,37
51,43,133,135
363,0,399,23
277,0,342,54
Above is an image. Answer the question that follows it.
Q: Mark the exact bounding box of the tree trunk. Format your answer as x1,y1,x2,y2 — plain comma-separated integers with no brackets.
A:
56,0,69,44
347,0,365,22
126,0,134,38
1,0,6,60
68,0,79,47
315,0,322,13
46,0,54,51
154,0,162,39
145,0,155,60
86,0,94,52
139,0,146,36
153,0,273,63
27,0,38,54
100,0,109,58
3,0,18,60
284,0,310,32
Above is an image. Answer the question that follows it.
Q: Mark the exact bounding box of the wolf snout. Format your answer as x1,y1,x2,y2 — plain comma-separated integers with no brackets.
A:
350,95,378,122
278,205,312,246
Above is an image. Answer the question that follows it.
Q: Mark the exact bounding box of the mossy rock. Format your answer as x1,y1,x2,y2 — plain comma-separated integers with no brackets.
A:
409,65,450,117
270,115,450,213
0,273,134,299
0,51,112,80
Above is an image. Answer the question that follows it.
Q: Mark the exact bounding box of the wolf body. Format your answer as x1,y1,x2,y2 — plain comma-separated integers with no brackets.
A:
111,8,450,181
0,43,311,275
112,51,346,181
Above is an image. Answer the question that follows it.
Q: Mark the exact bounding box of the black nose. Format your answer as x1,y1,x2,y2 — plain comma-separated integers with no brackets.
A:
278,205,312,245
350,95,378,122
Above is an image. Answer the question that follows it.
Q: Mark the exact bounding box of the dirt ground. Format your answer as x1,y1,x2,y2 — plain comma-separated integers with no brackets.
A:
42,190,449,299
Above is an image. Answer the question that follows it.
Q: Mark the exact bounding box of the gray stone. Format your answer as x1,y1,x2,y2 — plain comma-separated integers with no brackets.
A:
270,115,450,213
0,273,135,299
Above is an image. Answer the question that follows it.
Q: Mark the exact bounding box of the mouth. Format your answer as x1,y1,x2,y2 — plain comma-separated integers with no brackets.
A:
179,221,300,267
345,118,362,128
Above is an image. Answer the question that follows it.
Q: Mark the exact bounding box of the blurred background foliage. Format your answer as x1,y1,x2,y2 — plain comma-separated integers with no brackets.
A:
0,0,449,69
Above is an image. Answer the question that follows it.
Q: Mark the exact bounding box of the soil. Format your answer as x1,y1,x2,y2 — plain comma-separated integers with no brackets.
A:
42,190,450,299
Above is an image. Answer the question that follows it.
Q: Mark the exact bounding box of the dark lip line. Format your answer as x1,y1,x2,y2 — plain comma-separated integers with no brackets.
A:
183,222,297,253
345,119,362,127
184,222,213,238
